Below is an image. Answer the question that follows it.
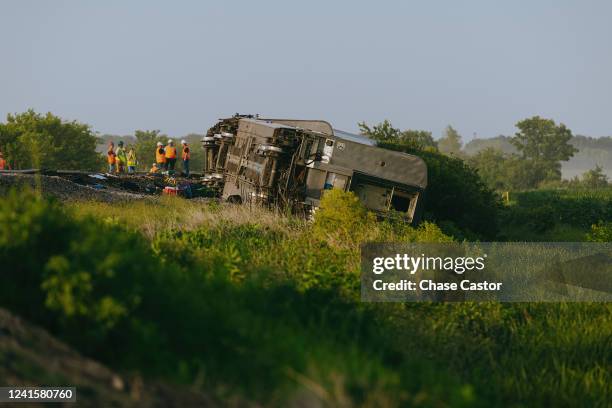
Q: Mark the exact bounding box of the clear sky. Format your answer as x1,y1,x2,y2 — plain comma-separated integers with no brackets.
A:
1,1,611,140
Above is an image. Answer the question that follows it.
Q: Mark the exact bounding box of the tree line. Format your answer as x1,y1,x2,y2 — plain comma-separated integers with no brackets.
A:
0,109,608,191
359,116,610,190
0,110,102,170
0,110,206,172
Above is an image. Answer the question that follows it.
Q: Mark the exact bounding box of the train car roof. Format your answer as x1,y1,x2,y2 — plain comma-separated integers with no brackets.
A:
240,118,295,130
332,129,377,146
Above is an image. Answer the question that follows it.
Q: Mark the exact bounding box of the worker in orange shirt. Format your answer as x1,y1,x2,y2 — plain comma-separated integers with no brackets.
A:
0,152,10,170
107,142,116,173
165,139,177,174
181,140,190,177
155,142,166,171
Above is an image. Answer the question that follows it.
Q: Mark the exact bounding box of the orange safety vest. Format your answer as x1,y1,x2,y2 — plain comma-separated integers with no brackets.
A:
0,158,6,170
182,146,190,160
165,146,177,159
156,147,167,163
107,149,116,164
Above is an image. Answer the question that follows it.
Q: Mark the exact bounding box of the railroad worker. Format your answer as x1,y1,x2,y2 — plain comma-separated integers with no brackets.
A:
115,141,127,174
165,139,177,174
181,139,190,177
107,141,116,173
0,152,9,170
155,141,166,171
149,162,159,173
127,147,137,174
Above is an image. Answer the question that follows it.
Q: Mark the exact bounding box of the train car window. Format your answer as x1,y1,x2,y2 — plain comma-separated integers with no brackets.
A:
390,191,412,212
324,173,348,190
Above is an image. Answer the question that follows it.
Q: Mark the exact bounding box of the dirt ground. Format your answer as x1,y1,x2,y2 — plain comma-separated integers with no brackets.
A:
0,308,216,407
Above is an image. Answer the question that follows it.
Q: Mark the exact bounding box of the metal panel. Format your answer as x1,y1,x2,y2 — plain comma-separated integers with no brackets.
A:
328,138,427,189
263,118,334,135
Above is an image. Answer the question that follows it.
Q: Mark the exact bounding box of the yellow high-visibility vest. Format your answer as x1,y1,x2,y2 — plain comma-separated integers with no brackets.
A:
127,151,137,167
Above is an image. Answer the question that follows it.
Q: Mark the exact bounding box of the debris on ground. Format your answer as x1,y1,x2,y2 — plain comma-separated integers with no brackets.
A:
0,173,153,203
0,172,218,202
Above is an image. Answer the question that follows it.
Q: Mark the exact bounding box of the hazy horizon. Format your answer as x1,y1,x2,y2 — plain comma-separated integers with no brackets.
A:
2,1,611,140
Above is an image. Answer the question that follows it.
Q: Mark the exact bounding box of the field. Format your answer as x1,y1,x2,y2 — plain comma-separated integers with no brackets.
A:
1,187,610,407
499,188,612,241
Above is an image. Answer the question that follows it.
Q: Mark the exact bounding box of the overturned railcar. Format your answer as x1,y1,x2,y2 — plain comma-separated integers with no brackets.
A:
202,115,427,224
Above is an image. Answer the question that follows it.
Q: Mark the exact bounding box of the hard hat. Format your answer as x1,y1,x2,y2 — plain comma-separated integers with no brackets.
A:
181,139,187,144
168,139,174,144
118,141,124,146
152,163,157,166
157,142,163,146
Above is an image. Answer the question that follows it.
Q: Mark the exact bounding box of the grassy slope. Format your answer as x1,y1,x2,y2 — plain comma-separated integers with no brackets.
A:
0,308,215,407
63,197,612,407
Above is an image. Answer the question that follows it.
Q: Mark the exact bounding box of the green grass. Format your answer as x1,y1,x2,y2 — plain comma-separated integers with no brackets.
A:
499,188,612,241
1,189,610,406
499,223,588,242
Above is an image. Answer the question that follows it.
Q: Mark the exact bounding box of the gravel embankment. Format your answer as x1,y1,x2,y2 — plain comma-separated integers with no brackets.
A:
0,173,150,203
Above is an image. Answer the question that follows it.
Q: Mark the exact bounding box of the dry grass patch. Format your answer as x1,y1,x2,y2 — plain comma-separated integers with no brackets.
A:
68,196,305,239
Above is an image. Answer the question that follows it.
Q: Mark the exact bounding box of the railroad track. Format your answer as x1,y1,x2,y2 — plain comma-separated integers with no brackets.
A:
0,169,218,199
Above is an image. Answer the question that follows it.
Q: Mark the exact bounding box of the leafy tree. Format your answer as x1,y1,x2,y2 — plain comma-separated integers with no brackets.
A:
511,116,577,184
468,148,560,191
504,158,553,190
469,118,581,191
438,125,463,156
359,120,437,151
399,130,437,151
468,148,509,190
0,110,102,170
358,119,401,143
581,165,609,188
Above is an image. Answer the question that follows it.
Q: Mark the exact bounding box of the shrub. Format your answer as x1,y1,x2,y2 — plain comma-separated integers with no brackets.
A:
312,189,377,246
501,189,612,234
0,189,73,320
0,188,164,352
587,221,612,242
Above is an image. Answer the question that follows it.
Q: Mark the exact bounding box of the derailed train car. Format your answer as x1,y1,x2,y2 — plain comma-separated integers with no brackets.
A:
202,115,427,224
